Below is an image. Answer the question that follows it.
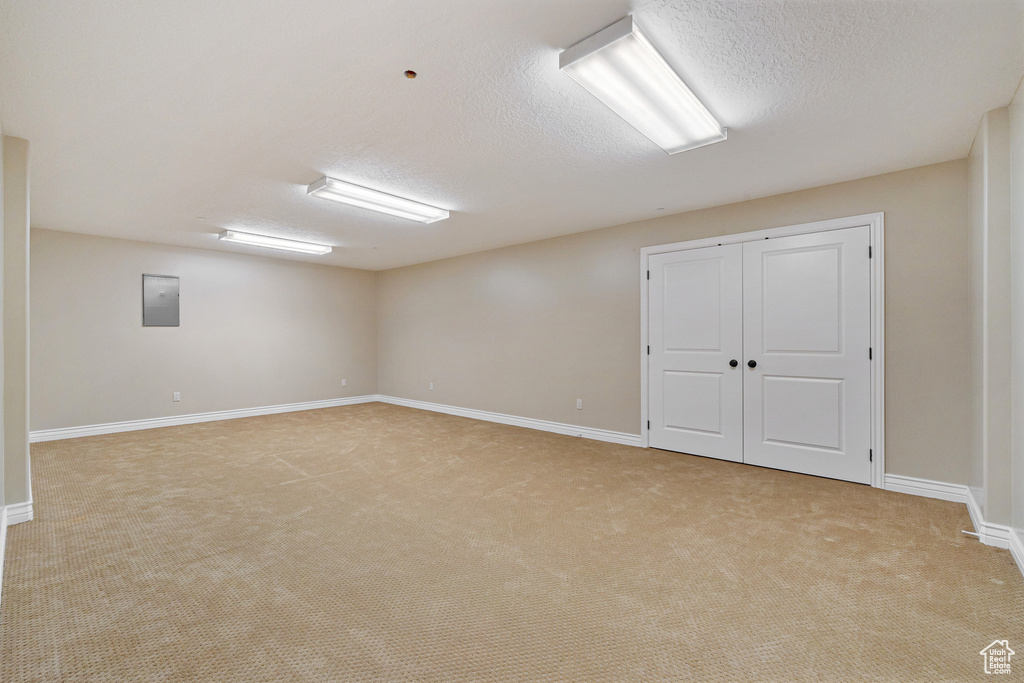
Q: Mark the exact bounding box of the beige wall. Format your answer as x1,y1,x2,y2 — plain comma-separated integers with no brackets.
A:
31,230,377,431
1010,84,1024,533
4,137,29,508
378,160,971,484
968,109,1014,525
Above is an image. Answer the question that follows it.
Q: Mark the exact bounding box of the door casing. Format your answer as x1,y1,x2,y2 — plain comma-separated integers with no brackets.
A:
639,213,885,488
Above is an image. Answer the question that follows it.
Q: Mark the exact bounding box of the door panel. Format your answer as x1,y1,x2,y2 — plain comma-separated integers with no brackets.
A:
664,259,724,351
663,371,722,434
649,244,743,461
762,376,843,451
742,226,871,483
761,247,841,353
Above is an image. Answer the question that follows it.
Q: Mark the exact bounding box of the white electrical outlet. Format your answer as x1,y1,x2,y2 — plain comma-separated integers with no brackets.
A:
173,392,180,402
577,398,582,410
429,382,434,391
342,379,347,387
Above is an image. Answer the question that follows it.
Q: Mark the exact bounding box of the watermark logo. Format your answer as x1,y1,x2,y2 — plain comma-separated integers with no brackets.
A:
980,640,1014,674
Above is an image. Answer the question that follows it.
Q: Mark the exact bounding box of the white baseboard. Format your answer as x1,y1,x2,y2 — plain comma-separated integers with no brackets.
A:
0,505,7,615
885,476,1015,551
5,501,33,526
29,395,379,443
376,395,642,447
883,474,968,503
885,475,1021,581
29,394,642,449
1009,527,1024,578
1,501,31,617
965,486,1012,549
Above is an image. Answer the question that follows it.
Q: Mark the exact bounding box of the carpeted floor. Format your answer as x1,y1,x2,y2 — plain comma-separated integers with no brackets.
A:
1,403,1021,681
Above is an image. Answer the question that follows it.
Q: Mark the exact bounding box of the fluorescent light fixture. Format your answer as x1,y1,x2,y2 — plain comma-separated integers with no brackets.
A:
559,15,726,154
218,229,332,255
307,176,449,223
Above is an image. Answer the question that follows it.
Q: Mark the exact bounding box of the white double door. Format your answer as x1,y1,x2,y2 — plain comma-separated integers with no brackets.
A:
648,226,872,484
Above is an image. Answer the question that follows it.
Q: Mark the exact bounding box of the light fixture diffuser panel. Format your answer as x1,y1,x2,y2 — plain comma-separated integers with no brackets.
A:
307,176,449,223
218,230,332,255
560,16,726,154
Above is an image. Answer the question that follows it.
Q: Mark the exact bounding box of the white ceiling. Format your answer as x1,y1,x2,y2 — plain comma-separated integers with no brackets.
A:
1,0,1022,270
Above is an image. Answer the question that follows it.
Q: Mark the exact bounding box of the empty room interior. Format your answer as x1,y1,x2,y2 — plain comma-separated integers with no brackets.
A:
2,0,1024,680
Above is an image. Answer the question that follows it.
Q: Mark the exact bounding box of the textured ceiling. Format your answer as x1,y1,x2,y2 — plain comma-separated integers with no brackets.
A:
1,0,1022,270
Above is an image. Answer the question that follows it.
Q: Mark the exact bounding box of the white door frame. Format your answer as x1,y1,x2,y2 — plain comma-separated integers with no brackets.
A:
640,212,886,488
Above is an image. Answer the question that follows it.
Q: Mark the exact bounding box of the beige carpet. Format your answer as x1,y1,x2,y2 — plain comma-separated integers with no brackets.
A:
1,403,1021,681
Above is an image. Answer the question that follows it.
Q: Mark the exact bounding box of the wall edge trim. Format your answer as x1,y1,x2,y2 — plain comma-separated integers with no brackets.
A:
885,475,1020,579
5,501,32,525
29,396,380,443
376,395,642,447
883,474,968,503
1009,527,1024,579
965,485,1012,549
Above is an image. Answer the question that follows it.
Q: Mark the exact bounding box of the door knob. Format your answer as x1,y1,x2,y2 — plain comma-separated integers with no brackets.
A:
729,359,738,368
748,360,757,368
